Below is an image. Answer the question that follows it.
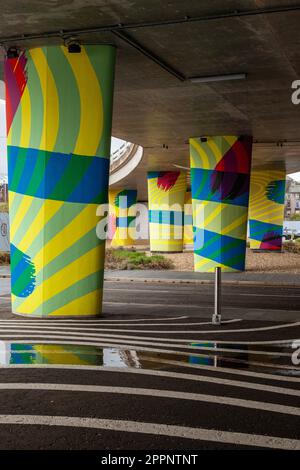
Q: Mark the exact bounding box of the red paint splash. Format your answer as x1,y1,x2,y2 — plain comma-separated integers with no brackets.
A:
260,231,282,251
5,52,28,134
215,138,252,174
157,171,180,191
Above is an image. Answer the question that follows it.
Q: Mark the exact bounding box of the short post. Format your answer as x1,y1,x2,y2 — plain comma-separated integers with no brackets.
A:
212,267,222,325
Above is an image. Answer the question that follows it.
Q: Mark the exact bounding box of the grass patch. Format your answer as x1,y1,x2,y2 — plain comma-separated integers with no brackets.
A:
0,203,8,213
105,248,174,270
0,251,10,265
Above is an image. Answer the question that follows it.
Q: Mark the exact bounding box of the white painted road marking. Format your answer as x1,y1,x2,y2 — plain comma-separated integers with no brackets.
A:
0,415,298,449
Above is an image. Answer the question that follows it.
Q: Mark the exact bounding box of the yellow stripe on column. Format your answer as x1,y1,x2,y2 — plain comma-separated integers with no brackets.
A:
17,244,104,314
30,48,59,152
63,46,103,156
48,289,102,317
32,203,99,272
19,86,31,149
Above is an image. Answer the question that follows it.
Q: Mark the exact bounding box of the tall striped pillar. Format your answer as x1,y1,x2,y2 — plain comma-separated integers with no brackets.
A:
109,189,137,247
190,136,252,272
147,171,186,252
183,191,194,249
5,45,116,317
249,168,285,251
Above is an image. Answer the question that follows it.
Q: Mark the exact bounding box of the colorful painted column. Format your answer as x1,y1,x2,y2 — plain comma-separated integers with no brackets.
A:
5,45,116,317
248,168,285,251
109,189,137,247
190,136,252,272
147,171,186,252
183,191,194,249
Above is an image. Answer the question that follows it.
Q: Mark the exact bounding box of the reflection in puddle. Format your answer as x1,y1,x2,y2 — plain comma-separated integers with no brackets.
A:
0,341,298,377
0,342,141,368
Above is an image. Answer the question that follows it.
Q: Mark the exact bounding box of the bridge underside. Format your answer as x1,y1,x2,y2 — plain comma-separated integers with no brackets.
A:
0,1,300,199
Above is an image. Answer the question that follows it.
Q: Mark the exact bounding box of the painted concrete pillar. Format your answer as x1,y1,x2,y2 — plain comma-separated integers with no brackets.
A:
248,168,285,251
109,189,137,247
147,171,186,252
183,191,193,249
5,45,116,317
190,136,252,272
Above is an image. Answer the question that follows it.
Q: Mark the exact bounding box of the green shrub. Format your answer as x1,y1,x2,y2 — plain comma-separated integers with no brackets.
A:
105,248,174,270
0,252,10,264
284,241,300,253
0,203,8,213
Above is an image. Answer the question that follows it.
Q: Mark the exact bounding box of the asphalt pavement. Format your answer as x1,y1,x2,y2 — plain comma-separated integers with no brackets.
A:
0,278,299,449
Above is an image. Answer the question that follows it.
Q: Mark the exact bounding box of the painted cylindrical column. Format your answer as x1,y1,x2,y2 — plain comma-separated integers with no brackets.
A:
6,45,116,317
109,189,137,247
183,191,193,249
190,136,252,272
147,171,186,252
248,168,285,251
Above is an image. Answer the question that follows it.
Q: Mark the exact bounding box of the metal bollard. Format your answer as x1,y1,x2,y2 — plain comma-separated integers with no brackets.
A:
212,266,222,325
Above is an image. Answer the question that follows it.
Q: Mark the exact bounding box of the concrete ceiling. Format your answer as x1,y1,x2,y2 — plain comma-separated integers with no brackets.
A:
1,1,300,198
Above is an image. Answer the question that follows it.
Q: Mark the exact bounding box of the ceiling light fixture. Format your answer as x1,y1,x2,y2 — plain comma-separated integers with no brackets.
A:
190,73,246,84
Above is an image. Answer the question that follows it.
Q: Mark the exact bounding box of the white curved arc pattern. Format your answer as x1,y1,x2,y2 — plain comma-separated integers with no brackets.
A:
0,383,299,416
0,318,241,328
0,321,297,334
0,415,298,449
4,363,300,384
0,329,292,357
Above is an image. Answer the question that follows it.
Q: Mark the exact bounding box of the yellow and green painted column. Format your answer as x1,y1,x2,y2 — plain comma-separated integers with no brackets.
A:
5,45,116,317
109,189,137,247
183,191,193,249
190,136,252,272
147,171,186,252
248,168,285,251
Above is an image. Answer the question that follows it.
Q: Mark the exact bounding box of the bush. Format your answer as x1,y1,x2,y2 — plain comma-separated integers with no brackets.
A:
0,252,10,264
0,203,8,213
284,241,300,253
105,248,174,270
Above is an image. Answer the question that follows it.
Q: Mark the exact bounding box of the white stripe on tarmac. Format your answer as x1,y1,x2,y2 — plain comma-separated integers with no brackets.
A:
0,338,295,371
0,361,299,396
0,329,296,346
3,362,300,384
0,320,297,334
139,357,300,383
0,319,241,328
0,414,298,449
0,383,299,416
0,316,189,323
0,329,290,357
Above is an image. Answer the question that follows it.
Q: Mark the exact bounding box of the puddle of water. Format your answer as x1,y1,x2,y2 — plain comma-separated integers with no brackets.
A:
0,341,298,377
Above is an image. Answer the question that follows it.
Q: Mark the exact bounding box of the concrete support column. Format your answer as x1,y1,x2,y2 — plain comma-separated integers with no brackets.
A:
147,171,186,252
183,191,193,249
5,45,116,317
248,168,285,251
109,189,137,247
190,136,252,272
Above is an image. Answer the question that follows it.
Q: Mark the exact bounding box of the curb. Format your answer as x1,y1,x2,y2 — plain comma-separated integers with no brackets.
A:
104,276,300,288
2,274,299,288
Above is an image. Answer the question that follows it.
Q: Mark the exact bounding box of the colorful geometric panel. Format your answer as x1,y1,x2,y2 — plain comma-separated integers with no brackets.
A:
6,45,116,317
190,136,252,272
109,189,137,247
147,171,186,252
183,192,193,249
248,169,285,251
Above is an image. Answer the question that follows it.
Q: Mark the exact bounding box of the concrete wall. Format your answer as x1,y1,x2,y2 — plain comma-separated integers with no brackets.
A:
0,212,9,252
